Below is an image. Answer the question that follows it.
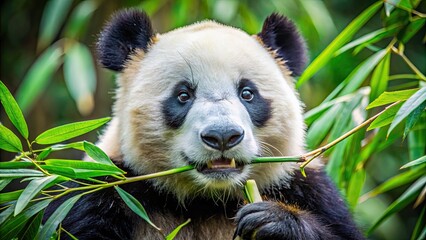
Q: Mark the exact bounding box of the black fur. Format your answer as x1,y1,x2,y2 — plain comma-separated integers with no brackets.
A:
44,162,363,239
97,9,154,71
258,13,307,76
162,81,196,128
238,79,272,127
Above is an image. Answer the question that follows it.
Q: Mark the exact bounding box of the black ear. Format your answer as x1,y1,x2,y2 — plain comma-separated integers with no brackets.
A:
97,9,154,71
258,13,307,76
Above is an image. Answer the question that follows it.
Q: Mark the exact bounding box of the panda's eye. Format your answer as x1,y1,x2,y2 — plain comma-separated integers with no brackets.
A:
178,91,191,103
240,87,254,101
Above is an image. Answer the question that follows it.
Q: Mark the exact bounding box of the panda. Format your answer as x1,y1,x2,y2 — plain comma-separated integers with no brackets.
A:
47,9,364,240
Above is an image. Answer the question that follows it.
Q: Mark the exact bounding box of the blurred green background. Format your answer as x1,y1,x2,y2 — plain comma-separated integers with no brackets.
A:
1,0,425,239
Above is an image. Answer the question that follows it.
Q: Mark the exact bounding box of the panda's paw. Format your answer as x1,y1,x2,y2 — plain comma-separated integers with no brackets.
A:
234,201,318,240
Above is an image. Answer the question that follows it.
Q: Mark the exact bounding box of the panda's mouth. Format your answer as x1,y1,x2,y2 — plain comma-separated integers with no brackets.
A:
187,157,244,174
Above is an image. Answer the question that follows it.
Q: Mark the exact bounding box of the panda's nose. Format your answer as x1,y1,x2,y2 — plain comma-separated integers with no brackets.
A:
200,126,244,151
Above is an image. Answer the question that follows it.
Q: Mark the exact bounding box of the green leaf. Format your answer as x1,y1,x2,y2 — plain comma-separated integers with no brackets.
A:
15,45,63,114
64,42,96,116
114,186,161,231
37,195,81,240
401,156,426,169
36,148,52,160
15,175,59,216
37,0,73,50
0,162,33,169
306,104,342,149
403,100,426,138
339,49,388,97
0,179,13,191
367,88,418,109
83,141,115,166
361,165,425,200
35,117,111,145
0,199,52,240
347,168,366,209
399,17,425,44
0,124,23,152
297,1,382,87
165,218,191,240
0,169,44,178
41,165,121,179
44,159,124,173
384,0,401,16
368,176,426,233
0,81,28,139
367,102,402,131
369,52,390,102
0,205,14,225
50,141,84,151
336,24,401,56
411,205,425,240
408,124,426,160
388,88,426,136
0,190,23,204
20,210,44,240
64,0,98,38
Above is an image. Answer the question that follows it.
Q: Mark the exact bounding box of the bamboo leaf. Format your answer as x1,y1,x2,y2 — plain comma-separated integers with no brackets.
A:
0,190,23,204
15,45,63,114
64,42,96,116
36,148,52,160
369,52,390,102
41,165,122,179
399,17,425,43
411,205,425,240
385,0,402,16
367,88,418,109
37,195,81,240
64,0,98,38
338,49,388,97
0,124,23,152
0,162,33,169
0,81,28,139
388,88,426,136
0,169,44,178
367,102,402,131
403,101,426,138
44,159,124,173
401,156,426,169
347,168,366,209
0,179,13,191
0,205,14,225
20,210,44,240
37,0,73,50
336,24,400,55
368,176,426,233
165,219,191,240
408,125,426,160
361,166,425,201
83,141,115,166
15,175,59,216
297,1,382,87
50,142,84,151
306,104,342,149
114,186,161,231
35,117,111,145
0,199,52,240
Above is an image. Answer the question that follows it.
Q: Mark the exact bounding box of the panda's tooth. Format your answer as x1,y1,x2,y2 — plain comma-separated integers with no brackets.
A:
207,161,213,169
230,158,236,168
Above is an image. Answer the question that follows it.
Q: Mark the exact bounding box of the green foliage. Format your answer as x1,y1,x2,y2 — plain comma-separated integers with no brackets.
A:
1,0,425,239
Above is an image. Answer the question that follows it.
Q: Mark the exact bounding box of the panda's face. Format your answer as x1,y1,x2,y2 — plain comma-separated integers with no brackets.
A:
98,11,307,200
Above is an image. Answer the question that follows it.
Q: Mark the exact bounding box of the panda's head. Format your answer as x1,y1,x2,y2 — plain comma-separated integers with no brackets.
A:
98,9,307,201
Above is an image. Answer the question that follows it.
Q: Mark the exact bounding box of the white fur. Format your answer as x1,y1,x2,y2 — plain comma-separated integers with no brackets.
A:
96,20,306,202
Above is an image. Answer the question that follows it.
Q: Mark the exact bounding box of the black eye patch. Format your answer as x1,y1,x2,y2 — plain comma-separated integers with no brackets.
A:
237,79,271,127
162,81,195,128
